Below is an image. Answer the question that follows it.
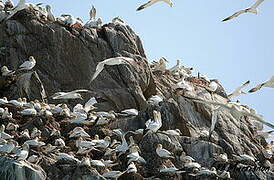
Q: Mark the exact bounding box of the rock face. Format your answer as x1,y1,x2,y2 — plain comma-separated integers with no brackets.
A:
0,9,273,180
0,157,46,180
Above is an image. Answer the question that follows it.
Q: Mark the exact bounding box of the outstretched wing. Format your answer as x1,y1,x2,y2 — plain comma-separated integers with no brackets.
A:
251,0,265,9
90,5,96,20
222,10,246,22
248,83,264,93
137,0,158,11
90,62,105,82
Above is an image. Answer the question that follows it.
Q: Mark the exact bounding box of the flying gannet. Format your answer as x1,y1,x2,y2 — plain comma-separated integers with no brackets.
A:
51,89,90,100
248,75,274,93
137,0,173,11
90,57,135,82
190,97,274,129
222,0,265,22
228,80,250,98
18,56,36,71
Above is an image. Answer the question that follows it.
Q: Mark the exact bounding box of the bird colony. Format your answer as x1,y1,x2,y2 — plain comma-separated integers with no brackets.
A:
0,0,273,179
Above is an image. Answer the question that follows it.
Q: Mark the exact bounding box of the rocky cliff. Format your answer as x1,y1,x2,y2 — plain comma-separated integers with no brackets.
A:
0,9,273,180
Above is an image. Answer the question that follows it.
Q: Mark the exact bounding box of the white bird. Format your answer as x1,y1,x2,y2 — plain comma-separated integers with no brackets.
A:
156,144,174,159
194,168,217,176
19,129,30,139
144,110,162,136
208,80,219,92
0,125,13,139
160,165,185,173
169,59,181,73
115,133,129,155
175,78,193,91
249,75,274,93
56,153,80,163
24,137,45,147
84,5,97,28
152,57,167,71
43,144,58,153
102,170,126,179
0,140,15,154
19,108,37,116
6,123,19,131
30,127,41,138
90,57,135,82
121,108,138,116
191,98,274,129
239,154,256,162
9,98,24,107
69,127,90,138
16,144,29,161
0,97,8,105
51,89,90,100
127,162,137,173
18,56,36,71
147,95,163,104
93,136,111,149
84,97,97,112
90,5,96,21
162,129,182,136
127,145,146,164
1,66,14,76
90,159,105,167
222,0,265,22
45,5,55,21
137,0,173,11
184,162,201,169
180,152,195,163
228,80,250,98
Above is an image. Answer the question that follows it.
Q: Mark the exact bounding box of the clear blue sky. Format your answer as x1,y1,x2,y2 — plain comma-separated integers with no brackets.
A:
16,1,274,131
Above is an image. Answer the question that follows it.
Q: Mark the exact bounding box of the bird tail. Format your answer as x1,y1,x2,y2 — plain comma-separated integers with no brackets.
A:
247,8,257,14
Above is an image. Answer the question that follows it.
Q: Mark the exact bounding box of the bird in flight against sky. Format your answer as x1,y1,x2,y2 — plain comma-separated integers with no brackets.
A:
222,0,265,22
136,0,173,11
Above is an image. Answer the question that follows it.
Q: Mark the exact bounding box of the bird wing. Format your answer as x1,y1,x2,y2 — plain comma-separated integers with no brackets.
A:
250,0,265,9
137,0,158,11
228,80,250,97
222,10,246,22
19,61,31,69
266,75,274,83
241,111,274,129
161,149,172,156
90,62,104,82
70,89,90,94
248,83,264,93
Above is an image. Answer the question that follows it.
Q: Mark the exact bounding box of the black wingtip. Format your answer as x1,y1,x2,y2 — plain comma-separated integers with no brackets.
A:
136,5,144,11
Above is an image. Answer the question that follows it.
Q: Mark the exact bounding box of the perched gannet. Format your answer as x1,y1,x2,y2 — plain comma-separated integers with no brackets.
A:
156,144,174,159
160,165,185,173
144,110,162,136
0,97,8,105
214,153,228,163
84,97,97,112
208,80,219,92
19,129,30,139
101,159,118,168
51,89,90,100
169,59,181,72
90,57,135,82
96,17,103,27
175,78,193,91
228,80,250,98
0,125,14,139
9,98,24,107
56,153,80,163
115,133,129,155
0,140,15,154
19,108,37,116
180,152,195,163
162,129,182,136
24,137,45,147
239,154,256,162
2,108,12,119
249,75,274,93
121,108,138,116
18,56,36,71
127,162,137,173
90,5,96,21
184,162,201,169
16,144,29,161
69,127,90,138
90,159,105,167
1,66,14,76
127,145,146,164
152,57,168,71
112,16,126,25
128,136,136,148
102,170,126,179
44,144,58,153
45,5,55,21
30,127,41,138
6,123,19,131
80,157,91,167
147,95,163,104
222,0,265,22
190,97,274,129
137,0,173,11
55,138,66,148
93,136,111,149
193,167,217,176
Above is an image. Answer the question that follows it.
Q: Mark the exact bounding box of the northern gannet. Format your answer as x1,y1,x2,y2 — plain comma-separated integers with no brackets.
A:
249,75,274,93
43,144,58,153
222,0,265,22
193,167,217,176
127,162,137,173
147,95,163,104
152,57,168,72
24,137,45,147
160,165,185,173
27,155,39,163
0,125,14,139
90,5,96,21
18,56,36,71
16,144,29,161
179,152,195,163
1,107,12,119
90,159,105,167
184,162,201,169
51,89,90,100
1,66,14,76
137,0,173,11
162,129,182,136
239,154,256,162
127,145,146,164
144,110,162,135
0,97,8,105
56,153,80,163
69,127,90,138
19,108,37,116
84,5,97,28
30,127,41,138
228,80,250,98
9,98,24,107
90,57,135,82
6,123,19,131
121,108,138,116
190,97,274,129
169,59,181,72
156,144,174,159
102,170,126,179
45,5,55,22
0,140,15,154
